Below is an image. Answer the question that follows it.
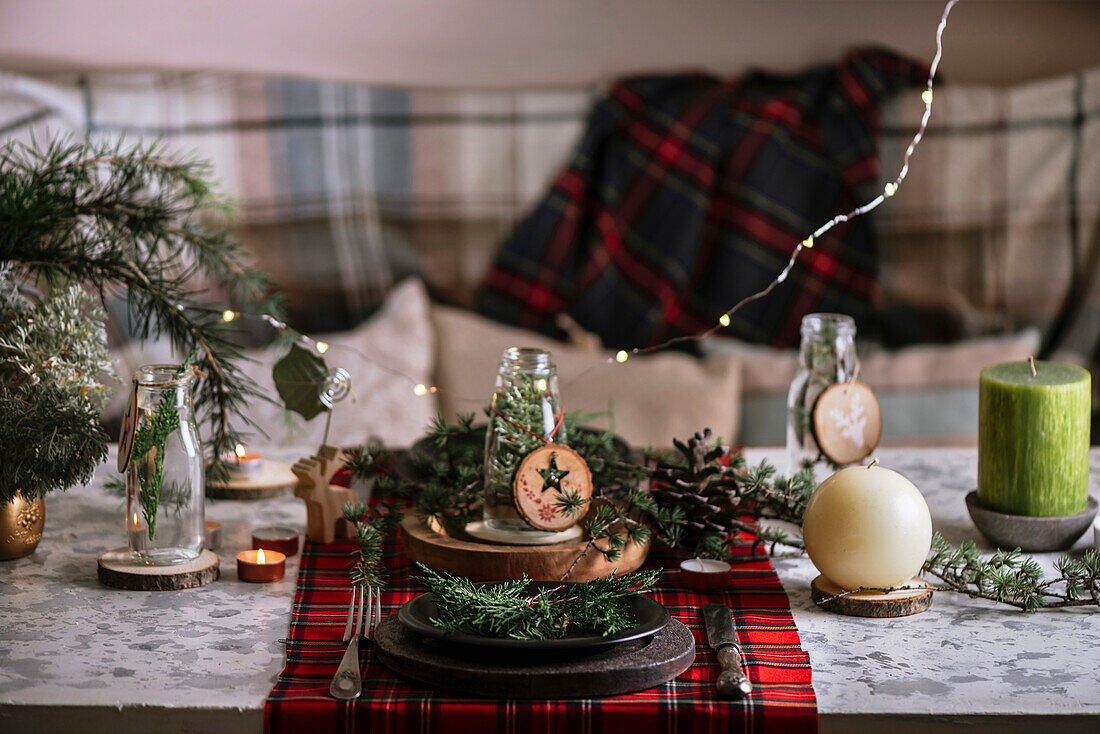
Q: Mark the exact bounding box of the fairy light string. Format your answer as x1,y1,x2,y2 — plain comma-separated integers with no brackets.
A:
216,0,958,399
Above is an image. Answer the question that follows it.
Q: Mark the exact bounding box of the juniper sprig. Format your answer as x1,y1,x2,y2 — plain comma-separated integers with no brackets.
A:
418,564,660,639
129,390,178,539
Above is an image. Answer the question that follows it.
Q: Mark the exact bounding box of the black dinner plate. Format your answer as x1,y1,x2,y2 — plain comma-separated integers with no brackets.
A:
397,581,670,653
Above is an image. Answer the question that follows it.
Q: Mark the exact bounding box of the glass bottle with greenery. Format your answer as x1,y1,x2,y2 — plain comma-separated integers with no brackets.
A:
126,364,204,565
786,313,858,475
483,347,567,539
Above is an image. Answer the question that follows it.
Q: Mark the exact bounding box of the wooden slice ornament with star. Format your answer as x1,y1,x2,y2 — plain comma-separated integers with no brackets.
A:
812,381,882,465
512,445,593,532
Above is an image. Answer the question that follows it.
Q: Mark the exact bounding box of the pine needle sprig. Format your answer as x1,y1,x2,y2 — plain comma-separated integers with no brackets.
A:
344,442,395,481
418,564,659,639
485,379,558,506
343,499,405,592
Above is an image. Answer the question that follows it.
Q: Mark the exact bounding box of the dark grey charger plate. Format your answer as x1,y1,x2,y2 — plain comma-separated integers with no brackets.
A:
374,614,695,698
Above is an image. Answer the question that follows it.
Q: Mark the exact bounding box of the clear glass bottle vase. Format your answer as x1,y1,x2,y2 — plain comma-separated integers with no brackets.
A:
785,313,859,475
483,347,568,538
126,364,205,565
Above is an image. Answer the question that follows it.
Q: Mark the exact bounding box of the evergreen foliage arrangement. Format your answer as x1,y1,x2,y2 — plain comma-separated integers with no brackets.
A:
0,136,280,492
0,269,114,502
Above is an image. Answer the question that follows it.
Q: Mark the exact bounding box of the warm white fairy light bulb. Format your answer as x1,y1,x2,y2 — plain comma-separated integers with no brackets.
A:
315,341,329,354
718,313,731,327
413,383,428,396
615,350,629,363
222,310,236,322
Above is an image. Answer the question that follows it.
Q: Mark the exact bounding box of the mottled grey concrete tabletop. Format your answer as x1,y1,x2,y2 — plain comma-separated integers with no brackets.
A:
1,447,1098,734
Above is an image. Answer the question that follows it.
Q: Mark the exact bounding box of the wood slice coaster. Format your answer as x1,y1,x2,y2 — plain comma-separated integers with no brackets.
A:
811,575,932,618
97,548,219,591
812,382,881,465
205,460,298,500
374,614,694,698
400,515,649,582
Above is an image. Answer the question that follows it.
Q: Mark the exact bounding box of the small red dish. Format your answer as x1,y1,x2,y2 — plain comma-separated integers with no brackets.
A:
679,558,731,590
251,526,300,557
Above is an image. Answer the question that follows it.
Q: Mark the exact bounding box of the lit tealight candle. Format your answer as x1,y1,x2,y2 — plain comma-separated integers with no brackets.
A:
226,444,264,479
236,547,286,583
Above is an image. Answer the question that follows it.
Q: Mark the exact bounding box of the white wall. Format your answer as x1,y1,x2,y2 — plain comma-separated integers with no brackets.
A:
0,0,1097,87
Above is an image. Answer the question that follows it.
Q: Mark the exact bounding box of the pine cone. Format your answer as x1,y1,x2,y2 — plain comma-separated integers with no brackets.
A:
647,430,747,546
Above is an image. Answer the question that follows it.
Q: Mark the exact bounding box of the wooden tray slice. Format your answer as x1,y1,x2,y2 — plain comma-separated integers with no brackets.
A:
205,460,298,500
400,515,649,582
375,614,694,698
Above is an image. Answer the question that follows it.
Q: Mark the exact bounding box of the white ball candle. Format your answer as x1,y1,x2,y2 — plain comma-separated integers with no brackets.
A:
802,465,932,591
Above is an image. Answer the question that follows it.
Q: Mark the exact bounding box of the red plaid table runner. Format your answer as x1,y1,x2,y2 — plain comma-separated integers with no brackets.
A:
264,535,817,733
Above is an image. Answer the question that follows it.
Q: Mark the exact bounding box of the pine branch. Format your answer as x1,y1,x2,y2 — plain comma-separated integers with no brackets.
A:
343,498,404,592
921,533,1100,611
0,136,282,475
485,378,558,506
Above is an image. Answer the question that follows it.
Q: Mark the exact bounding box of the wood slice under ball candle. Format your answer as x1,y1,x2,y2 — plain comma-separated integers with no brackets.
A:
978,360,1091,517
803,465,932,604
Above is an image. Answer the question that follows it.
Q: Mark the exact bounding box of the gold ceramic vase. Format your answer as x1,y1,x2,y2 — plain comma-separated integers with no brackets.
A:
0,495,45,560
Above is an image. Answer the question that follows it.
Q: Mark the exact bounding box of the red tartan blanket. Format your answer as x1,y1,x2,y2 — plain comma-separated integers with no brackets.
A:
264,536,817,733
475,49,928,350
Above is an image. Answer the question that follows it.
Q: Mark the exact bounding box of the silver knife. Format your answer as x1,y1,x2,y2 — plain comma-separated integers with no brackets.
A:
702,604,752,697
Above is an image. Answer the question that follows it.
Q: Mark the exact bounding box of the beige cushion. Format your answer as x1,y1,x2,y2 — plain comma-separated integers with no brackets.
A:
431,305,741,447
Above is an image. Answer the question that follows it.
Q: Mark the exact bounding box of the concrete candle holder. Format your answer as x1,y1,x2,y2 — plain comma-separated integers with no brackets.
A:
965,491,1098,552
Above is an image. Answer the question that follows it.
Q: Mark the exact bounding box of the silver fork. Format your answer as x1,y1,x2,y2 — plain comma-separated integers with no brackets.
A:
330,585,382,700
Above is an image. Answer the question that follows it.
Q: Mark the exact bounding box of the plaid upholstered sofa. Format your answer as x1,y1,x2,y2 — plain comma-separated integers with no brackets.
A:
2,60,1096,449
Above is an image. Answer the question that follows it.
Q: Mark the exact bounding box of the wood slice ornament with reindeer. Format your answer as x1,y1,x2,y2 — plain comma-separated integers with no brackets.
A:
512,445,593,532
812,381,882,465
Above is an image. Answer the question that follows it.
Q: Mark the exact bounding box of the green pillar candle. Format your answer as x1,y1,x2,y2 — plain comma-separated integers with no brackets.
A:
978,360,1091,517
